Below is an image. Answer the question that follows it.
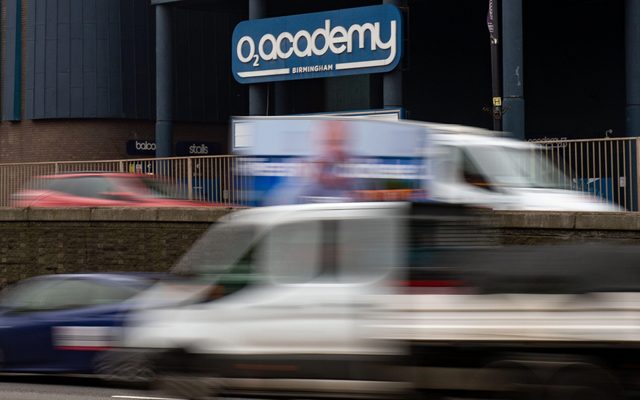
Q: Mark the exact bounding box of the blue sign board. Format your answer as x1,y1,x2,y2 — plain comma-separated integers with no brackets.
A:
175,141,221,156
231,5,403,84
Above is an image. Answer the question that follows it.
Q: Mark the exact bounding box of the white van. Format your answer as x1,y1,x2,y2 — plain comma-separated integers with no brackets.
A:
120,202,632,399
233,116,619,211
415,122,619,211
121,201,410,399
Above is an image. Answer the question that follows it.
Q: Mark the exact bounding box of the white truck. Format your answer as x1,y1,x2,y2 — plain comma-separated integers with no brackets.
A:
412,121,619,211
121,201,637,399
233,116,619,212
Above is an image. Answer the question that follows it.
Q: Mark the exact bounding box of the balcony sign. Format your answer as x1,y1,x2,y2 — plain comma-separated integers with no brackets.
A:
231,5,402,84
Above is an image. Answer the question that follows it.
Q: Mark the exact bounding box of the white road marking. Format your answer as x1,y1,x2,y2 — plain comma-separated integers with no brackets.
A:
111,396,185,400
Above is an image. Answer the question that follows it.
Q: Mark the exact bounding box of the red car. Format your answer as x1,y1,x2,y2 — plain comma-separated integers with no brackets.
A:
12,173,218,207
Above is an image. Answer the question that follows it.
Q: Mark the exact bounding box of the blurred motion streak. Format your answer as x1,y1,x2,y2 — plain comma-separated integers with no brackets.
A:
114,201,639,399
11,173,223,207
234,116,619,211
0,155,248,207
0,120,629,210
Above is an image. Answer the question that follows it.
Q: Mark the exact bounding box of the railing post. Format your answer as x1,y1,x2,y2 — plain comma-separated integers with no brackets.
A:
118,161,124,173
187,157,193,200
636,137,640,211
54,162,59,174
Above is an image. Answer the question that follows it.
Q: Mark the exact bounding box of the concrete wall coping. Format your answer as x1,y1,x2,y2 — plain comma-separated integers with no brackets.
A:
0,207,239,222
0,208,637,230
492,211,638,231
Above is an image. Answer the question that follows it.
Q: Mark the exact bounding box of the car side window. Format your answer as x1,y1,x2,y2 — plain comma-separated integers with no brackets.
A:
261,217,399,284
337,217,401,283
48,177,116,199
261,220,322,284
0,279,59,311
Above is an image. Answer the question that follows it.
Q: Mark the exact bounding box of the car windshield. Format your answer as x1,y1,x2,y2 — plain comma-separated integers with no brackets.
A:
465,146,567,189
0,278,141,312
117,177,186,199
172,222,258,279
23,175,186,200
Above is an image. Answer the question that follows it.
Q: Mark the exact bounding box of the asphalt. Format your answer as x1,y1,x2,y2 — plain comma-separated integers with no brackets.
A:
0,376,180,400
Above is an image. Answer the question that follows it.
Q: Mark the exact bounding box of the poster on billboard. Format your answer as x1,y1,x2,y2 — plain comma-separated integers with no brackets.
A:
233,117,429,206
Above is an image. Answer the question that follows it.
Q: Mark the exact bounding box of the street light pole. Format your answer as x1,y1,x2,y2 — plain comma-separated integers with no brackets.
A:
487,0,502,131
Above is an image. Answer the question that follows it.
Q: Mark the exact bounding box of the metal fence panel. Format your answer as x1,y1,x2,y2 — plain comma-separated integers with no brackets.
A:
0,155,249,207
531,137,638,211
2,138,639,210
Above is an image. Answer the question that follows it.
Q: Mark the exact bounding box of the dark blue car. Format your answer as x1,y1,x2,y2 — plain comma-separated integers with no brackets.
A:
0,273,158,375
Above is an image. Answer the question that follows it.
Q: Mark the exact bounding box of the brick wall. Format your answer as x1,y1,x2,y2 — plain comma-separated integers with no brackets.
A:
0,209,637,289
0,119,229,163
0,207,233,288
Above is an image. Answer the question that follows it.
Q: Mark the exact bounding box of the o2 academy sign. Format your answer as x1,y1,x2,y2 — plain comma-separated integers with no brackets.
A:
231,5,402,84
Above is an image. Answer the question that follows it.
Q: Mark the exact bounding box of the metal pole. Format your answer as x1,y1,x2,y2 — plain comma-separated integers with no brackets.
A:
155,4,173,157
383,0,404,110
502,0,524,139
488,0,502,131
626,1,640,209
636,138,640,210
627,0,640,137
249,0,267,115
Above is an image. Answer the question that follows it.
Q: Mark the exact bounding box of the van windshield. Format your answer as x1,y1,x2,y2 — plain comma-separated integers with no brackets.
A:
465,146,567,189
172,222,257,278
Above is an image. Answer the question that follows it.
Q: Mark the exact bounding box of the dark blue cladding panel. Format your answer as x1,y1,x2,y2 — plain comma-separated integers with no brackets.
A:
25,0,35,118
189,12,205,121
134,0,152,118
108,0,122,116
2,0,18,120
34,1,46,118
25,0,144,119
23,0,245,121
171,8,247,122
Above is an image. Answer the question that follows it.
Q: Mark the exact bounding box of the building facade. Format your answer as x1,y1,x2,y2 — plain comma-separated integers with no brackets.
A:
0,0,636,162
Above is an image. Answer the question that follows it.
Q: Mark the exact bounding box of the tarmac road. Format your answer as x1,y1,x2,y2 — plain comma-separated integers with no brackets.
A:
0,375,181,400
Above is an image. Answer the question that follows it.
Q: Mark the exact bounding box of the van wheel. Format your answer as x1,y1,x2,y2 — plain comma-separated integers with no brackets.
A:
546,362,622,400
480,360,544,400
93,350,156,387
156,374,218,400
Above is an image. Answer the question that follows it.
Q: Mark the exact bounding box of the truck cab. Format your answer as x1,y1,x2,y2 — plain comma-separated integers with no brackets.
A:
122,201,422,398
417,122,619,211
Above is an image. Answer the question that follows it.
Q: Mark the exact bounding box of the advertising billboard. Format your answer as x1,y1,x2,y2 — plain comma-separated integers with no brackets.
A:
234,117,428,206
231,5,403,84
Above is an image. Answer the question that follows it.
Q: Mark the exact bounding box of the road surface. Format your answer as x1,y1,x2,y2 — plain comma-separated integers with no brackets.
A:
0,376,181,400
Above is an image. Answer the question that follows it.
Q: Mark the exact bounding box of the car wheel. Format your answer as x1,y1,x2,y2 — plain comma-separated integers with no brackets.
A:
93,350,156,387
156,374,219,400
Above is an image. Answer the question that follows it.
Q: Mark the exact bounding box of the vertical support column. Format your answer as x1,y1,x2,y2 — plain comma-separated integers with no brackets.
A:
155,4,173,157
383,0,404,111
627,0,640,137
249,0,267,115
627,1,640,209
502,0,525,139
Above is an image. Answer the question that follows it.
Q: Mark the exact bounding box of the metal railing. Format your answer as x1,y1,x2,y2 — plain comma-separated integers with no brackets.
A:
2,137,640,210
0,155,250,207
531,137,640,211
